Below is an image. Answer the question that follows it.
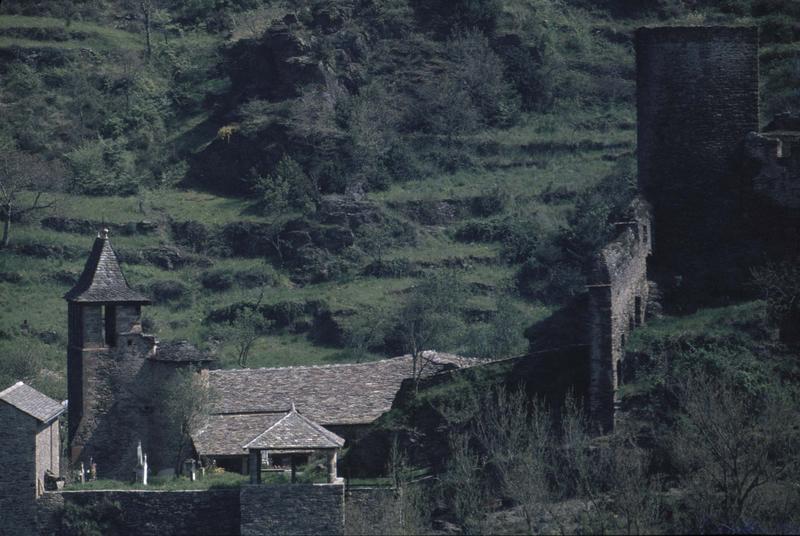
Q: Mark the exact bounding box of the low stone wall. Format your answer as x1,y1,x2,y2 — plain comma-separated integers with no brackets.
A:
37,489,240,536
240,483,345,536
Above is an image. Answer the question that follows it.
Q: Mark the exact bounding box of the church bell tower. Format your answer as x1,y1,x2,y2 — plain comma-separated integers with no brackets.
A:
64,229,153,465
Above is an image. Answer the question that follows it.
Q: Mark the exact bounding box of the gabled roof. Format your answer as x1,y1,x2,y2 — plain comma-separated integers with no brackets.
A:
0,382,64,423
208,352,485,425
193,412,285,457
64,230,150,303
244,406,345,451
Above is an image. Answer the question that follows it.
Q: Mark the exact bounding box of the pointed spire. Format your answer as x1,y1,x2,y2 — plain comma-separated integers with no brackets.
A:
64,232,150,304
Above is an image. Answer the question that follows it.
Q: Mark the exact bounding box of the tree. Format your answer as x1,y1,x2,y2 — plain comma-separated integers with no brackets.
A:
672,374,799,530
0,147,64,247
445,433,488,535
217,306,272,368
157,367,215,474
474,386,552,534
394,273,466,389
344,310,386,362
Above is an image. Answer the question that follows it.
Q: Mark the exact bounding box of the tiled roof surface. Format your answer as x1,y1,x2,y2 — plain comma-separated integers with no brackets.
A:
192,413,284,457
64,234,150,303
150,340,214,363
208,352,485,425
245,408,345,450
0,382,64,423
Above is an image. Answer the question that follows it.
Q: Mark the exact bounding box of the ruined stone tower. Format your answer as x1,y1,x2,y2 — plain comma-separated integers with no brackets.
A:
636,26,759,303
65,229,155,475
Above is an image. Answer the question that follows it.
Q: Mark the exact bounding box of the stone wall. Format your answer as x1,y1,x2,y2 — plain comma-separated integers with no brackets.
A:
69,334,156,479
587,198,652,432
36,419,60,486
240,483,345,536
0,403,38,535
636,26,759,301
37,489,240,536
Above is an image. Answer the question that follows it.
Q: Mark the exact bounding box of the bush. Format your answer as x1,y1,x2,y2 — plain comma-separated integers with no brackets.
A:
254,155,317,215
200,269,234,291
148,280,190,304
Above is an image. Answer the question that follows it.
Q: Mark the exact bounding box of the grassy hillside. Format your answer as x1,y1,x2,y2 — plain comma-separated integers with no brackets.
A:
0,0,798,400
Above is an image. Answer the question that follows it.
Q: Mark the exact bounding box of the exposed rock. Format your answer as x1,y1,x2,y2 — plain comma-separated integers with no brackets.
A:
41,216,158,236
10,241,83,260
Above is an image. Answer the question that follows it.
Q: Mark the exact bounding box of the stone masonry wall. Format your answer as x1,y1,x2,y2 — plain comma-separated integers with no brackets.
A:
240,483,345,536
70,336,156,479
636,26,758,299
0,403,38,535
36,489,240,536
36,420,60,486
588,198,652,432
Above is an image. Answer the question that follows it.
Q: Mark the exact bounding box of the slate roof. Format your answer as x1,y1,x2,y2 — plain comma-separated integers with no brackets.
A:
244,407,345,451
64,231,150,303
208,352,486,425
0,382,65,423
192,412,285,457
150,340,214,363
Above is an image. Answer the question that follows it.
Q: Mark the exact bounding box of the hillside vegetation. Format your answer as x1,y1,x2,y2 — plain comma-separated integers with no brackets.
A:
1,0,798,402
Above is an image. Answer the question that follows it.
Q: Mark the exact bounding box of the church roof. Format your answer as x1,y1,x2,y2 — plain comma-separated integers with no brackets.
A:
64,230,150,303
193,412,285,457
244,406,345,451
208,352,486,426
0,382,64,423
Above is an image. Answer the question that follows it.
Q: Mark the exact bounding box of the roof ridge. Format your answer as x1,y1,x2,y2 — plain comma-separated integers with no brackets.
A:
209,355,414,375
243,410,293,449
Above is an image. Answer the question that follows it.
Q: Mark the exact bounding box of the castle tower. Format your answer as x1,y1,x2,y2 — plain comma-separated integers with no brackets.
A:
64,229,154,471
636,26,759,303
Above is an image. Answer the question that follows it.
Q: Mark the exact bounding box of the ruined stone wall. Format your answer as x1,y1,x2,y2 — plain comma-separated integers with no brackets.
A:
0,403,38,535
36,489,240,536
588,199,652,432
240,483,345,536
636,26,759,300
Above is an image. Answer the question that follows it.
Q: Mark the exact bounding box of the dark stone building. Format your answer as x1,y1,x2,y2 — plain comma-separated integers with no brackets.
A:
636,26,759,305
0,382,64,535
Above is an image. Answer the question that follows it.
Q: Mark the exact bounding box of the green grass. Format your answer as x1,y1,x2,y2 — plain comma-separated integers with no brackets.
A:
18,189,265,226
0,15,143,52
374,151,619,204
627,301,769,353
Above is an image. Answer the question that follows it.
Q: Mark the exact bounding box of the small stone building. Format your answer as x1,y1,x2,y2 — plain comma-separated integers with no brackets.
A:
0,382,64,534
244,405,345,484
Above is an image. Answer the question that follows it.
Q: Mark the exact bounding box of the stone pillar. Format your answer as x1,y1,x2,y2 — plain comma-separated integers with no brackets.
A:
248,450,261,484
327,450,337,483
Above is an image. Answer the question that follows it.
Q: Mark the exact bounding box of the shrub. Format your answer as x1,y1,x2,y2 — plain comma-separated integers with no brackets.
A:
254,155,317,215
149,280,189,304
200,269,234,291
